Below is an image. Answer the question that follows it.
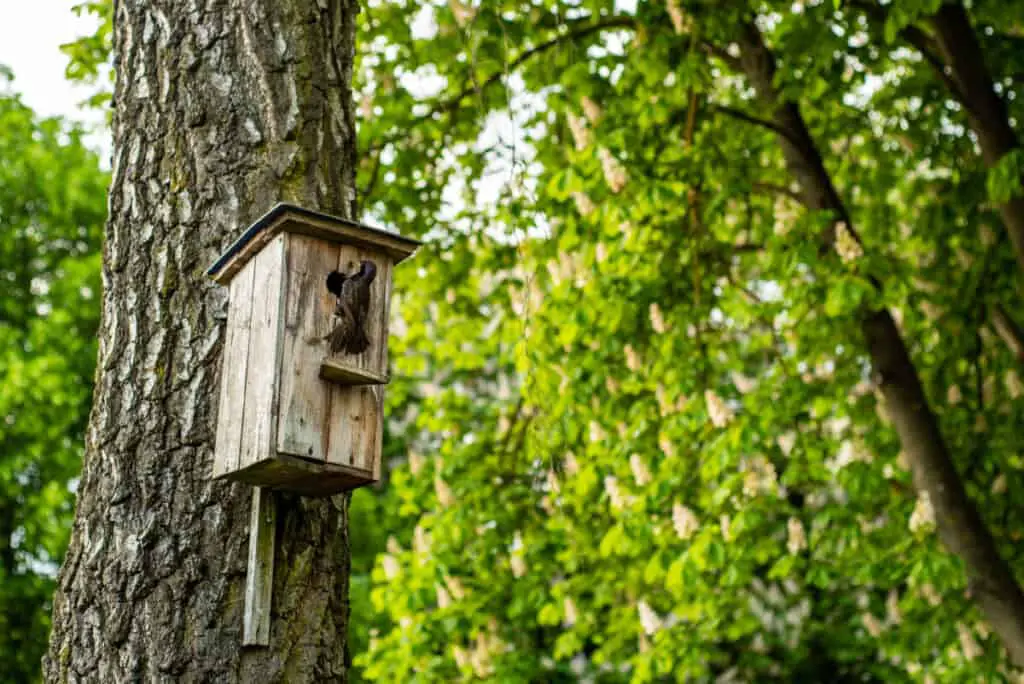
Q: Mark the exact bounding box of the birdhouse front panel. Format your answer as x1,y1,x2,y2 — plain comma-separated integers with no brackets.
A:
274,233,393,476
208,203,418,497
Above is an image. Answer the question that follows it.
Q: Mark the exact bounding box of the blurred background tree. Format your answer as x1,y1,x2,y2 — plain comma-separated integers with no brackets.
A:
0,67,107,681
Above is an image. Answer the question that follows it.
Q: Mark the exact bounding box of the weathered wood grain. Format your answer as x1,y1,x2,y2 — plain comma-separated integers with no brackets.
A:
242,487,275,647
239,235,286,470
226,453,374,497
319,358,388,385
213,259,256,477
276,233,339,462
322,245,387,476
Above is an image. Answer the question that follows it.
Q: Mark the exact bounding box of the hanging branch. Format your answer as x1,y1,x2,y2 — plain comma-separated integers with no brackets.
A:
712,19,1024,665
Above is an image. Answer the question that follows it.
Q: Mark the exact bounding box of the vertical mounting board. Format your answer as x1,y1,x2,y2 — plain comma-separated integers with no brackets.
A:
243,487,276,647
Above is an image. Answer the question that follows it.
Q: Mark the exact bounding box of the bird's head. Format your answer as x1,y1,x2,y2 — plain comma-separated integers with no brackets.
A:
359,260,378,281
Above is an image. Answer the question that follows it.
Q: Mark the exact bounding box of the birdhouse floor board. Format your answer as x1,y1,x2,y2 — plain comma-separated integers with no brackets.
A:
217,452,375,497
319,359,389,386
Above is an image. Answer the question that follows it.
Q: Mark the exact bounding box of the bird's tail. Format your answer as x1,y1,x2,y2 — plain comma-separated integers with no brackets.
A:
346,329,370,355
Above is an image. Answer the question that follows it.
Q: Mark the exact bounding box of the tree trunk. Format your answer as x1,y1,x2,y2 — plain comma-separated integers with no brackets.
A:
44,1,359,681
734,21,1024,665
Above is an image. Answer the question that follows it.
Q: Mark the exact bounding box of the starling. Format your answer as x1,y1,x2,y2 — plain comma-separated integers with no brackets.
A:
325,260,377,355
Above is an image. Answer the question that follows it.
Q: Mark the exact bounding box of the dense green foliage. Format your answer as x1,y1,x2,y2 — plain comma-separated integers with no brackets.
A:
0,69,107,682
351,1,1024,681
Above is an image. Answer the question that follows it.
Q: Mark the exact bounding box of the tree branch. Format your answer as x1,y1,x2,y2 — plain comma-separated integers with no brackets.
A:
436,16,638,115
846,0,969,102
732,18,1024,665
851,1,1024,272
709,103,804,146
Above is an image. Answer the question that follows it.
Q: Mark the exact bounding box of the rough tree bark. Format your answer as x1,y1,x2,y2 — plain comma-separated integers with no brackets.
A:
44,1,360,681
732,21,1024,666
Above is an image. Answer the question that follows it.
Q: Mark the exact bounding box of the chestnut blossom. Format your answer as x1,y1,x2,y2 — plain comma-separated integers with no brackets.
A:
862,612,884,638
958,623,983,660
1007,370,1023,399
786,517,807,555
886,589,901,625
563,597,578,626
673,502,699,540
630,454,653,486
909,492,935,533
435,476,456,507
599,147,628,193
637,600,663,634
624,344,642,372
666,0,691,34
566,113,591,151
731,371,757,394
835,221,864,262
382,554,400,579
705,390,734,428
580,96,603,123
777,432,796,456
649,302,669,333
436,584,452,609
604,476,633,510
572,191,595,217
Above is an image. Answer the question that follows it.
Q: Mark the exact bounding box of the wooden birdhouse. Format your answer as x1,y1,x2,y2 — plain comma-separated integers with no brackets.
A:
207,203,419,497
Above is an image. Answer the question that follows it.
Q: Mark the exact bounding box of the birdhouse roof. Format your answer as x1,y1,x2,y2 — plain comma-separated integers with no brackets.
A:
207,203,421,284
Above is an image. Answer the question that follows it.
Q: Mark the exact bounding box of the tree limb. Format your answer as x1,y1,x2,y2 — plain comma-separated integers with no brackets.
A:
709,103,805,146
732,18,1024,665
436,16,638,115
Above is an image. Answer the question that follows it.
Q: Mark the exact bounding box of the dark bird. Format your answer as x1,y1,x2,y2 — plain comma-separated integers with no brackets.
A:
325,260,377,355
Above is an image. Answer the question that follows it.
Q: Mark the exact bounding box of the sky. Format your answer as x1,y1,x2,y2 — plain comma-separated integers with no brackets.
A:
0,0,107,143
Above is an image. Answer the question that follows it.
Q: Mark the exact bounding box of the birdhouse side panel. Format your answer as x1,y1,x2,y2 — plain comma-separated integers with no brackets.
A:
212,260,256,477
236,234,287,472
276,233,340,462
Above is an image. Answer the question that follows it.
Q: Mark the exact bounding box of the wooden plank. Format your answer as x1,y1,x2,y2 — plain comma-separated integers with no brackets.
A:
369,385,384,481
208,206,419,285
239,235,286,470
325,384,381,472
223,452,374,496
319,358,388,386
376,257,395,372
276,234,339,462
243,487,275,647
212,261,256,477
326,245,388,379
324,244,384,475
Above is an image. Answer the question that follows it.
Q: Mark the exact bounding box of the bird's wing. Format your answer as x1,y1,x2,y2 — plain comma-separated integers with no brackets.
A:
337,277,364,324
327,301,356,353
